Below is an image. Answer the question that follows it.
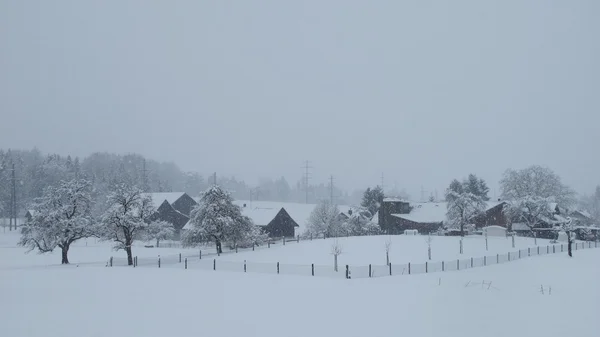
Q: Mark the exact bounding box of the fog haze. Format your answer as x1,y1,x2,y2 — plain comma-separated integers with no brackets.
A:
1,1,599,198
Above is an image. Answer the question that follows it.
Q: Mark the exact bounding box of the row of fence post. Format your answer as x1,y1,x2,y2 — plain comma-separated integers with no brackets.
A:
120,240,600,277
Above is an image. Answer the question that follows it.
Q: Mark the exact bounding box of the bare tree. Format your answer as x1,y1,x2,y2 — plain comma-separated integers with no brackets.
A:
384,237,392,265
331,240,343,272
425,234,433,260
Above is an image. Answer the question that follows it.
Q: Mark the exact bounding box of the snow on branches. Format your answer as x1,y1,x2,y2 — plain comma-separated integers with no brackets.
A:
182,185,263,253
19,179,94,264
445,190,486,236
99,184,171,265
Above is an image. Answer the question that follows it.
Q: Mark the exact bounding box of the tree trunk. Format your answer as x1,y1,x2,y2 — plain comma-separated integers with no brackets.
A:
334,254,338,272
460,223,464,237
567,232,573,257
428,246,432,260
61,245,70,264
215,239,222,254
156,238,160,248
125,242,133,266
386,252,389,266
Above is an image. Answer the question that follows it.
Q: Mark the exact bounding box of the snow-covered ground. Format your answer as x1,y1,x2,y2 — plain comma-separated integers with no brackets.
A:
214,235,554,266
0,229,598,337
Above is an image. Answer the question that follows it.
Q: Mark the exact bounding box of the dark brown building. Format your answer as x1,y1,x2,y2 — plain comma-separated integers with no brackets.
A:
472,202,508,229
261,208,299,238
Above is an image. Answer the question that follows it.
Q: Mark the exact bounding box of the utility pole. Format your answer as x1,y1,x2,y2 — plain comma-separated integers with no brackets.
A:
381,173,385,193
302,161,312,204
329,175,334,205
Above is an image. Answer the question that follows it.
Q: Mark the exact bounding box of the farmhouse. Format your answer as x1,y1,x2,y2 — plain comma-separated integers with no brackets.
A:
472,201,508,228
143,192,198,238
378,198,445,234
239,204,299,238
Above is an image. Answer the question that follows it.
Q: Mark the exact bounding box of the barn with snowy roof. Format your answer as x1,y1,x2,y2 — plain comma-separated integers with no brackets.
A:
143,192,197,238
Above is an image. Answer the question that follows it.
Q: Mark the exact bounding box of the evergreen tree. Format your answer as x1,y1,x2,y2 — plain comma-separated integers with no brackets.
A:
361,186,384,216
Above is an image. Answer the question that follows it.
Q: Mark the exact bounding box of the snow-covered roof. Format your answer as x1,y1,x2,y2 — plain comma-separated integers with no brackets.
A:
383,197,407,202
391,202,447,224
142,192,187,209
239,206,286,227
234,200,350,234
571,210,592,219
484,201,505,211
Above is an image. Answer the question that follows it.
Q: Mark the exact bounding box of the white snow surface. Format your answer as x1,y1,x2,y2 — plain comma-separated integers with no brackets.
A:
392,202,447,223
0,230,598,337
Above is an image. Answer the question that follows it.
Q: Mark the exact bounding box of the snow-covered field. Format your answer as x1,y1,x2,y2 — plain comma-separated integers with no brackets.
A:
0,229,598,337
214,234,554,266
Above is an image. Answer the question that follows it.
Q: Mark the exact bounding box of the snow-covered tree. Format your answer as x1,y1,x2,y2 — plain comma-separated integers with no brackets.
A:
98,184,161,265
501,166,576,243
446,175,489,202
425,234,433,260
561,217,576,257
144,220,175,248
500,166,576,208
331,240,343,272
503,196,555,244
344,207,380,236
580,186,600,223
305,200,341,238
182,186,258,254
18,179,93,264
446,191,486,237
361,186,384,217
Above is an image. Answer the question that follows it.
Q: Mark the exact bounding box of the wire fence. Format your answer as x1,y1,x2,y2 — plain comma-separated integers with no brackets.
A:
106,240,600,279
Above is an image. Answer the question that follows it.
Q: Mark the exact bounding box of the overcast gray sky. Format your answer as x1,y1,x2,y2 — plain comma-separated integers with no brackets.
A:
1,1,598,199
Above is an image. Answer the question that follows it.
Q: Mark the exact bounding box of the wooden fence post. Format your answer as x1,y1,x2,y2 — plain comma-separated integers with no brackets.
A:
268,241,271,248
484,256,486,266
252,243,255,251
297,235,300,243
471,257,473,268
179,253,182,263
553,245,555,254
408,263,411,275
133,256,136,268
283,236,285,246
158,256,161,268
369,264,372,277
496,254,499,264
528,247,531,256
244,260,247,273
547,246,549,254
236,245,238,253
110,257,113,267
277,262,280,274
345,265,349,279
312,263,314,276
442,261,445,271
200,250,202,260
426,262,428,273
508,252,510,262
389,263,392,276
457,259,460,270
537,246,540,254
185,258,187,269
213,259,216,271
561,244,563,252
